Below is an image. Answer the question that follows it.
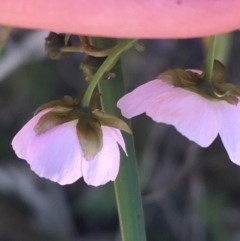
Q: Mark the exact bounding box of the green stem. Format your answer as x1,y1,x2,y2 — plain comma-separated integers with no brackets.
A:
203,36,216,85
89,37,147,241
81,39,136,107
214,33,232,65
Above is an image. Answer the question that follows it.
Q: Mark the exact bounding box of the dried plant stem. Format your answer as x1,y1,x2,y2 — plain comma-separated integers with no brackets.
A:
61,36,123,57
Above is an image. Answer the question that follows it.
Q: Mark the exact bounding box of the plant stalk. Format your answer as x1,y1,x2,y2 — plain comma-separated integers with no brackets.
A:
89,37,147,241
203,36,217,85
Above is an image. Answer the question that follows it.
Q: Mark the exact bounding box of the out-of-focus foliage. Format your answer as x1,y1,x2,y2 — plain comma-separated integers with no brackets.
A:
1,28,240,241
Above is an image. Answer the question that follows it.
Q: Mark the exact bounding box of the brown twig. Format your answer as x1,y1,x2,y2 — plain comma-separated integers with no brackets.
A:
60,36,117,57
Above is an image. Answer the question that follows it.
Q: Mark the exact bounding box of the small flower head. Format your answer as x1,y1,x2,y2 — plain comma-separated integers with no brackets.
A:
12,93,131,186
117,60,240,165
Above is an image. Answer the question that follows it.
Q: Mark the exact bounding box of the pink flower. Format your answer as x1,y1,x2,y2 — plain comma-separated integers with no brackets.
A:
117,71,240,165
12,108,127,186
0,1,240,38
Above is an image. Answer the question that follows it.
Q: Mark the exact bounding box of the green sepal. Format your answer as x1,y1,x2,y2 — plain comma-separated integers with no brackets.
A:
92,109,132,134
158,59,240,105
34,96,75,116
158,69,201,88
76,109,103,161
34,108,78,135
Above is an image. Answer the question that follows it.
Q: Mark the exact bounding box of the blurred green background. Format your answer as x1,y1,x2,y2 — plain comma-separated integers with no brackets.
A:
1,28,240,241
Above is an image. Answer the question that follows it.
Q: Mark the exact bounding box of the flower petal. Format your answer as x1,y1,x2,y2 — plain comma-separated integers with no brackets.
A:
219,101,240,165
12,109,50,159
146,88,220,147
82,126,120,186
12,110,83,185
1,1,240,38
117,79,173,118
103,126,127,155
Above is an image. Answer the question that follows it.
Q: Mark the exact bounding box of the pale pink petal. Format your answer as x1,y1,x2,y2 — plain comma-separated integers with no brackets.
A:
219,101,240,165
12,111,83,185
82,126,120,186
0,1,240,38
103,126,127,155
117,79,173,118
12,109,51,159
146,88,220,147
